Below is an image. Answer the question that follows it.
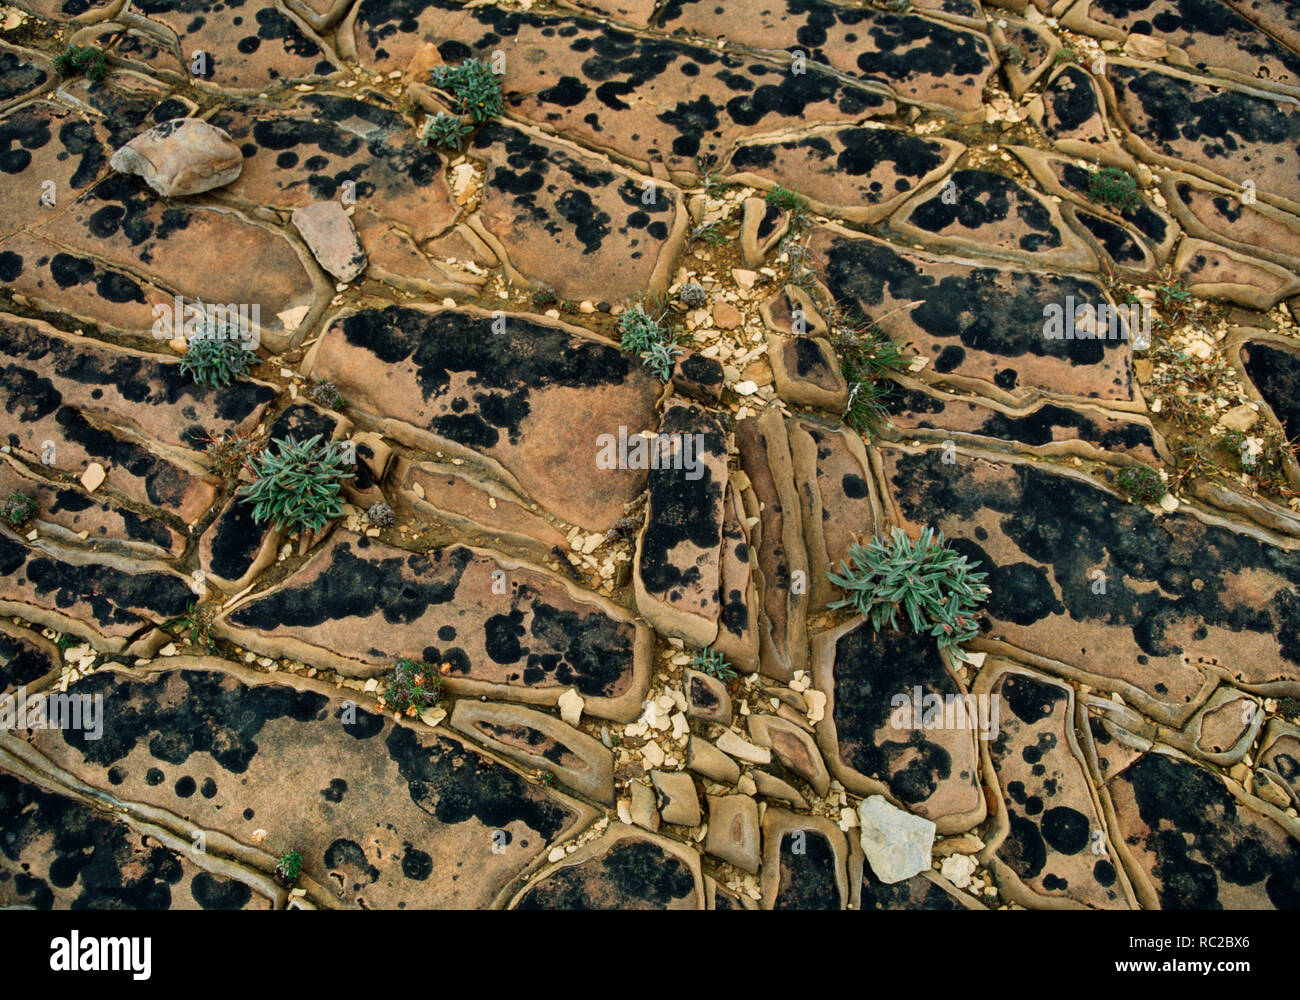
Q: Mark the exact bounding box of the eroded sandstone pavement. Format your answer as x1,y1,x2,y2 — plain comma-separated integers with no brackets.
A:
1,0,1299,911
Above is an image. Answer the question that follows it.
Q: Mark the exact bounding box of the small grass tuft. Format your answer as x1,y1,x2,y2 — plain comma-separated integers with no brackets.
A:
1088,165,1141,213
2,492,38,529
377,656,444,718
54,44,108,82
419,111,473,151
690,646,737,682
1116,463,1167,504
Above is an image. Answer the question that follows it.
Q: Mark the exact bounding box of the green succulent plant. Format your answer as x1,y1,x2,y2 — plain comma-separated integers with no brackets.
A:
618,301,666,353
828,526,990,663
179,335,257,388
307,380,344,410
274,849,303,886
691,646,737,682
238,435,354,535
641,338,682,382
419,111,473,151
429,58,504,123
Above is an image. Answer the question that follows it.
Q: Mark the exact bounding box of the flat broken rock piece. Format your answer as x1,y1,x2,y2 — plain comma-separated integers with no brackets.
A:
110,118,244,198
292,200,367,282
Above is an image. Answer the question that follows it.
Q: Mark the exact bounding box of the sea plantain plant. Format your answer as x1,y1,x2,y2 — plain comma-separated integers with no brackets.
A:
429,57,504,123
238,435,354,534
828,526,990,663
377,657,445,718
691,646,737,682
179,335,257,388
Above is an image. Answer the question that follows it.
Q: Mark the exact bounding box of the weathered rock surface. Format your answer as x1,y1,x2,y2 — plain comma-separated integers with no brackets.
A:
110,118,243,198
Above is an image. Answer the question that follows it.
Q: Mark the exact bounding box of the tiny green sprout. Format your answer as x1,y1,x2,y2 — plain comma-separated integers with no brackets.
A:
691,646,737,682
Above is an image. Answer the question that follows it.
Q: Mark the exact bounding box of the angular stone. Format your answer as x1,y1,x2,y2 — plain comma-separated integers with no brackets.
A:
977,663,1135,909
340,431,392,511
18,661,592,908
747,714,830,797
760,809,849,909
303,305,661,531
786,416,882,610
650,769,701,826
394,459,569,559
716,729,772,766
451,700,615,804
510,827,704,909
809,226,1138,406
858,795,935,885
687,735,741,785
727,126,963,225
1104,750,1300,909
882,447,1300,726
736,406,809,680
671,352,725,404
219,532,651,720
740,196,788,268
629,778,660,831
470,122,686,302
753,769,808,808
812,620,986,833
292,200,367,282
0,772,274,910
684,668,732,725
703,794,760,873
633,401,728,646
110,118,243,198
892,169,1097,272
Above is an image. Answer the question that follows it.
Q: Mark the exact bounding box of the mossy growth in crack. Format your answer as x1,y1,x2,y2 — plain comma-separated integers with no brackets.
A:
1088,166,1141,213
376,656,445,719
162,601,218,654
2,491,37,530
828,526,989,665
1116,463,1167,504
274,849,303,888
53,44,108,83
238,434,354,535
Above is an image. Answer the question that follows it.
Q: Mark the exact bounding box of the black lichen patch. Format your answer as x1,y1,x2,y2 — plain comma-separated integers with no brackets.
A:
335,305,637,449
909,170,1062,253
0,49,48,102
0,533,192,631
1075,211,1147,265
820,235,1118,369
0,771,254,910
1241,340,1300,440
859,869,965,910
831,624,965,806
773,827,841,910
888,450,1300,664
1041,65,1102,137
514,838,696,909
1117,751,1300,908
56,669,328,773
205,496,271,582
386,724,572,841
638,405,726,598
0,626,59,694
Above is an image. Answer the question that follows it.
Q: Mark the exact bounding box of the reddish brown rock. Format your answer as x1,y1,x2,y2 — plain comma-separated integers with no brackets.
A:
748,713,831,797
703,794,760,874
292,200,366,282
633,401,729,646
218,531,652,720
303,305,661,532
